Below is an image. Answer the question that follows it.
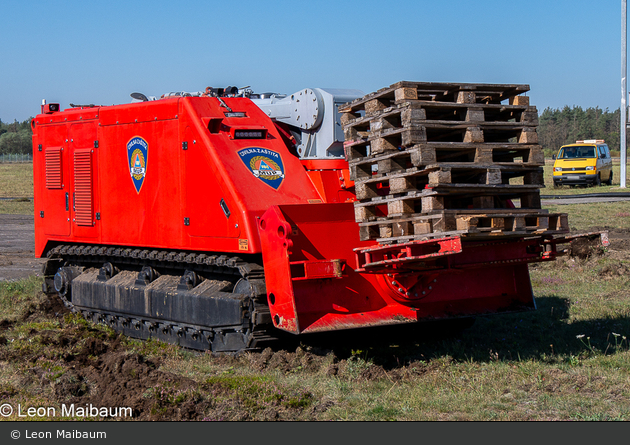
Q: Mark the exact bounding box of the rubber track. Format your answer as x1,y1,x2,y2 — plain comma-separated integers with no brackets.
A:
45,244,277,351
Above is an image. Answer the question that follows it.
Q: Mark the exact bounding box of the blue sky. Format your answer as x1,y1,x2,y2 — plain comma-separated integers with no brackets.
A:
0,0,624,122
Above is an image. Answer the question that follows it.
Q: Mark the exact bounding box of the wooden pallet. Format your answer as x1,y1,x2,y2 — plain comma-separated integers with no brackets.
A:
339,81,531,116
357,209,568,243
353,185,542,223
341,80,553,245
347,142,544,180
344,121,538,159
342,99,538,142
354,163,544,200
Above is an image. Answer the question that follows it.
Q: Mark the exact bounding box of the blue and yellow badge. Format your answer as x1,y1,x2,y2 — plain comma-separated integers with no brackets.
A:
238,147,285,190
127,136,148,193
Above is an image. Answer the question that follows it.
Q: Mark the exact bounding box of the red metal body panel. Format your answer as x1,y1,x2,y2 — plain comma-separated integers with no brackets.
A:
301,159,356,204
33,97,325,258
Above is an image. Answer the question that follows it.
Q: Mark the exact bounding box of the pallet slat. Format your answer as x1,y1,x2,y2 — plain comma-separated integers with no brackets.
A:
339,81,531,114
358,210,569,243
353,164,545,200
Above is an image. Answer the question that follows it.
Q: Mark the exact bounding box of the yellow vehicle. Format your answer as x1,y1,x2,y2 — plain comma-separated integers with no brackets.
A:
552,140,613,187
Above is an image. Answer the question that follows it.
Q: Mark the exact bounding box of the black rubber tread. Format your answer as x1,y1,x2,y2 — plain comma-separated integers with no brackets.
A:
45,243,275,352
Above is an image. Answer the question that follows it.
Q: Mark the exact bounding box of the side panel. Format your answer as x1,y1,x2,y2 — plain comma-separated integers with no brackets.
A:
176,97,326,253
37,125,71,237
97,117,184,249
182,125,241,240
69,123,99,238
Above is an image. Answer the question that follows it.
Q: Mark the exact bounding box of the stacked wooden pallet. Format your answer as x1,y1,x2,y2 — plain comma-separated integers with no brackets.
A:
340,81,568,243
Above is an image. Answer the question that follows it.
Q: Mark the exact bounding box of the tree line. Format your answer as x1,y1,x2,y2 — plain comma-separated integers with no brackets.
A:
538,106,622,157
0,118,33,155
0,106,626,157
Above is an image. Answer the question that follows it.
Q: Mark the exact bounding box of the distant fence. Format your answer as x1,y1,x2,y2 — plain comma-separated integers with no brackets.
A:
0,153,33,163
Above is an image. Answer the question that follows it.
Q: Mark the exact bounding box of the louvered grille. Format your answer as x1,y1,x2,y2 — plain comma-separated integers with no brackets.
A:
45,147,63,189
74,149,93,226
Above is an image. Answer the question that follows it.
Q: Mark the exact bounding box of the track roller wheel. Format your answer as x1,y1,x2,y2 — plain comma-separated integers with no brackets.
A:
178,270,202,290
136,266,159,285
98,262,119,281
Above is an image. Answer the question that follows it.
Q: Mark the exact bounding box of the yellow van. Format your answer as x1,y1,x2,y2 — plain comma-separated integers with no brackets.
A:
552,140,613,187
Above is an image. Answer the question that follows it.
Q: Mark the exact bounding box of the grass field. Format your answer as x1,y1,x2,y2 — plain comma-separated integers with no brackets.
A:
0,163,34,214
1,162,630,420
0,163,33,198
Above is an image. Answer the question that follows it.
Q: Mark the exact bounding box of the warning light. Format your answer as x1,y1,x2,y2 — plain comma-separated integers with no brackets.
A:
42,103,60,114
233,129,267,139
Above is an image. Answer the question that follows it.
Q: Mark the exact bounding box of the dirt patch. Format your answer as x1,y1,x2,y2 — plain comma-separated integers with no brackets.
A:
0,319,13,332
598,262,630,279
570,237,605,259
0,294,330,420
583,227,630,251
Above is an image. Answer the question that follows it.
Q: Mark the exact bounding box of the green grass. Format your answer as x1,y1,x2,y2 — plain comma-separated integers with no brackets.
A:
543,201,630,231
0,163,33,198
0,163,34,214
0,198,34,214
0,276,43,320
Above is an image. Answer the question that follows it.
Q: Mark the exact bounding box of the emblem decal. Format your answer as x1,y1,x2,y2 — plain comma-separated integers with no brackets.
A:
127,136,148,193
237,147,285,190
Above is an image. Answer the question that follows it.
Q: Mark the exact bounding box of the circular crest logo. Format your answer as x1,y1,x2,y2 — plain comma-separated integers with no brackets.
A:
249,156,283,181
127,136,148,193
238,148,285,189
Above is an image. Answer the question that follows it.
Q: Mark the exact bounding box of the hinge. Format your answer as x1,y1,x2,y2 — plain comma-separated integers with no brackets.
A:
184,217,190,226
182,141,188,150
40,211,44,218
95,212,101,220
94,141,99,148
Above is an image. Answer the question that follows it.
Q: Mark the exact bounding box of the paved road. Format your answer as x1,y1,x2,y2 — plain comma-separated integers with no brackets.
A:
0,214,45,281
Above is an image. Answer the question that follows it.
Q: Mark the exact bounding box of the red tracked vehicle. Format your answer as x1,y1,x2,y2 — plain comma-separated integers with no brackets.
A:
32,86,594,352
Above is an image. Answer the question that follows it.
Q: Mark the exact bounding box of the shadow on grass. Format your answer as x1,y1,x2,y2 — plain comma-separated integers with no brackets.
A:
296,295,630,369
